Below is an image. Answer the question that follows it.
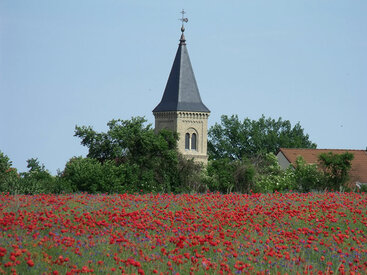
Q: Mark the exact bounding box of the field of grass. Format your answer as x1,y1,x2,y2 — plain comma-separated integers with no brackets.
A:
0,192,366,274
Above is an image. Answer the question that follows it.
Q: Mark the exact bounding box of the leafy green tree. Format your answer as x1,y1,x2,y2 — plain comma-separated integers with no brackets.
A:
62,157,102,193
233,160,256,193
74,116,202,193
318,152,354,191
293,157,325,192
75,117,178,163
175,155,206,193
1,153,71,194
61,157,125,193
19,158,58,194
208,115,316,160
26,158,46,172
0,151,12,173
0,151,19,193
205,158,255,194
205,158,237,193
252,152,283,176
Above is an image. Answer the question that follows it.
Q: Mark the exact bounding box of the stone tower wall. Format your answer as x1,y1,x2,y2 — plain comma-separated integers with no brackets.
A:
154,111,209,164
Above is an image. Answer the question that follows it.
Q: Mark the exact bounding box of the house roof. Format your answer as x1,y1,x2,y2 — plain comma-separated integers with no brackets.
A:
152,27,210,113
278,148,367,183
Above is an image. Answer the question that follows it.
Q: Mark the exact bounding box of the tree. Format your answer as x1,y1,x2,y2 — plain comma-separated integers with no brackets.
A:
74,116,202,193
205,158,256,194
0,151,19,193
205,158,237,193
233,160,256,193
176,155,207,193
0,151,12,173
318,152,354,191
75,117,178,163
18,158,60,194
293,157,325,192
61,157,125,193
0,153,71,194
208,115,316,160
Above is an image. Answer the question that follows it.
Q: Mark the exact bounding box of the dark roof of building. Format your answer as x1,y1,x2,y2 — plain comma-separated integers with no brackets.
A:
153,29,210,113
278,148,367,184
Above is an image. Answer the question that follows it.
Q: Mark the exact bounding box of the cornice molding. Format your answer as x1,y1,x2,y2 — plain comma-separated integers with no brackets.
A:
153,111,210,119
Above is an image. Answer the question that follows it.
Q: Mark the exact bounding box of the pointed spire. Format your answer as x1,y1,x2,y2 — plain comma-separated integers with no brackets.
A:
153,11,210,113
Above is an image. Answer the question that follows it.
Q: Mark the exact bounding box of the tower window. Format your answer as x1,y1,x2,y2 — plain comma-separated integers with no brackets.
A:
185,133,190,150
191,133,197,150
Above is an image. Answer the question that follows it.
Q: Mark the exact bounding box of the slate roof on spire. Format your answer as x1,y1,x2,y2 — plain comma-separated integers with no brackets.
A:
153,30,210,113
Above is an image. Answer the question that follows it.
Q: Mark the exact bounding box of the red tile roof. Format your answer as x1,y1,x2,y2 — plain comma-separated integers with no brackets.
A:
278,148,367,184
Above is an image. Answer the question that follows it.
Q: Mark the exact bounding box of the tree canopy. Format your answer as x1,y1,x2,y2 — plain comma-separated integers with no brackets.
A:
73,116,203,193
0,151,19,193
318,152,354,191
208,115,316,160
74,117,169,163
1,114,360,194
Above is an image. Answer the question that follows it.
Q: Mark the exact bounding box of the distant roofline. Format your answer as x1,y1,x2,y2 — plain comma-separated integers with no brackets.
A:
279,148,366,152
277,147,367,183
153,110,210,114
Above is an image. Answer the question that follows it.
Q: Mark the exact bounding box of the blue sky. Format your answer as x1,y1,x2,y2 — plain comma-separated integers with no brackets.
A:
1,0,366,174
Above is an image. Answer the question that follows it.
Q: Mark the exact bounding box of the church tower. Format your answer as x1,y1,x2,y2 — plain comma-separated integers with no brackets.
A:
153,12,210,164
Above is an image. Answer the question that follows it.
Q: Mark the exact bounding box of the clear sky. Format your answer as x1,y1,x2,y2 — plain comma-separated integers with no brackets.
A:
1,0,366,174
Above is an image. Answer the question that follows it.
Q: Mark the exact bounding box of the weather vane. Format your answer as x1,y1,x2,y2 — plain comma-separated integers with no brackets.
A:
179,9,188,30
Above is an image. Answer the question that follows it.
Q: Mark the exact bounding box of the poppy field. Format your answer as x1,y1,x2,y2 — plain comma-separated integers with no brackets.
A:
0,192,366,275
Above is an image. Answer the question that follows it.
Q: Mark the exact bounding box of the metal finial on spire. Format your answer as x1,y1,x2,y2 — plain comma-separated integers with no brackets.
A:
179,9,188,45
179,9,188,32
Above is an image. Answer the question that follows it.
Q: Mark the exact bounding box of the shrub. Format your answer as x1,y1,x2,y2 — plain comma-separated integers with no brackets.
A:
254,153,294,193
255,169,296,193
205,158,238,193
61,157,126,193
293,157,325,192
318,152,354,191
16,158,58,194
205,158,256,194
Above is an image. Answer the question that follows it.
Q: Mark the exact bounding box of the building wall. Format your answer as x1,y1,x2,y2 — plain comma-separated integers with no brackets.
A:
276,151,292,170
154,112,178,132
154,111,209,164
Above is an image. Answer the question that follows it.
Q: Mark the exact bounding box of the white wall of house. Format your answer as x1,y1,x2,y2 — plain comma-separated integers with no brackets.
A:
276,151,292,170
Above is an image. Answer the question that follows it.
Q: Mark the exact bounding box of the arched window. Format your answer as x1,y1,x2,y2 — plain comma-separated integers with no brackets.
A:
191,133,197,150
185,133,190,150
